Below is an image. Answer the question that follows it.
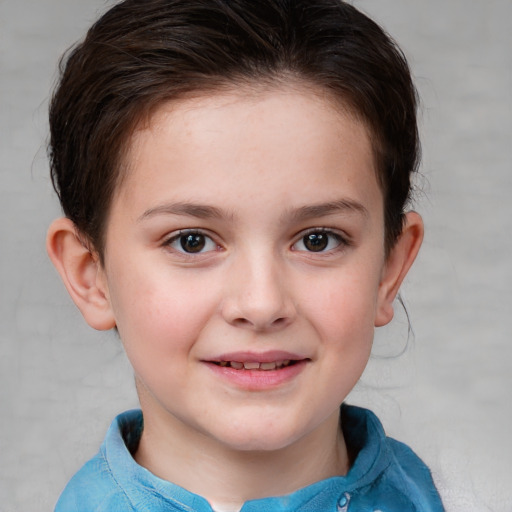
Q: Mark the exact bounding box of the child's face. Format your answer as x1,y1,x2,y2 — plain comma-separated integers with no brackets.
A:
98,87,394,451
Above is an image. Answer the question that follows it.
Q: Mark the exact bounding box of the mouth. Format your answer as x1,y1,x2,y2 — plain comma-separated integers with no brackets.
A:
212,359,299,371
205,353,309,389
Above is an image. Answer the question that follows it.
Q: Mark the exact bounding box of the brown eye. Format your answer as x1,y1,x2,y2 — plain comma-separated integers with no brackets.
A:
292,230,344,253
303,233,329,252
166,231,217,254
180,233,206,253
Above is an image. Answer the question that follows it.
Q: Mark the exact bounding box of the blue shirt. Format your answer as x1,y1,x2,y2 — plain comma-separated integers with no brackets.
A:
55,405,444,511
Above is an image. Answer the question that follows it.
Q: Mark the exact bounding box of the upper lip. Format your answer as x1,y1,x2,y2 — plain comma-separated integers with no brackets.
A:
206,350,308,364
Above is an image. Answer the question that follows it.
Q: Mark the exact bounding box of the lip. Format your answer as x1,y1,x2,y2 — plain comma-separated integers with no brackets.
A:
203,351,310,391
209,350,306,364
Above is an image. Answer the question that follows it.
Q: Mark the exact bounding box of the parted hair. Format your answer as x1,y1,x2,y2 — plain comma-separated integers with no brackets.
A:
49,0,420,259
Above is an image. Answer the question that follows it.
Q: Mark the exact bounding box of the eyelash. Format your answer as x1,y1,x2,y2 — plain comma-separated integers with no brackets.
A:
291,228,350,254
162,228,349,257
162,229,220,256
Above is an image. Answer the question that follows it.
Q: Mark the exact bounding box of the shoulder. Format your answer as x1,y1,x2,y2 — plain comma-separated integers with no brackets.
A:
341,404,445,511
54,410,143,512
54,410,212,512
54,448,135,512
386,436,437,485
383,437,444,511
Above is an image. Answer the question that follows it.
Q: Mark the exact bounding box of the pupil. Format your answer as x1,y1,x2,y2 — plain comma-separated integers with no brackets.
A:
181,234,205,253
304,233,328,252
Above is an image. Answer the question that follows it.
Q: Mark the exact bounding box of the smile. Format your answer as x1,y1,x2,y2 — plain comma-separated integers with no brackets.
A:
205,351,310,389
213,360,295,371
206,357,308,390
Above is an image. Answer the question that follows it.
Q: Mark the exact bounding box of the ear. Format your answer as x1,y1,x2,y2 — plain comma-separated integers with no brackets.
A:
46,217,116,330
374,211,424,327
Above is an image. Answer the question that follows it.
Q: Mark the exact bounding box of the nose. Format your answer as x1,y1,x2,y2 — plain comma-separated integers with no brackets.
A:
221,251,296,332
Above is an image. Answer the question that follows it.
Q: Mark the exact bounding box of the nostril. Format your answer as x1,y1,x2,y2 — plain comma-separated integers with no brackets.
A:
231,315,289,331
232,317,252,327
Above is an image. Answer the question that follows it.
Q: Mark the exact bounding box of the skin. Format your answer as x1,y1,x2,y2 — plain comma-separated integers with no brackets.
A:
47,85,423,511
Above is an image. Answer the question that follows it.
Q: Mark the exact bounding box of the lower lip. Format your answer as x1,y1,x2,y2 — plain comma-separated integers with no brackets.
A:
204,360,308,390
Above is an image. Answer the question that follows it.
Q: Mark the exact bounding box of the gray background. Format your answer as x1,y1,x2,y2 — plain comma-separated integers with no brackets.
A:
1,1,511,510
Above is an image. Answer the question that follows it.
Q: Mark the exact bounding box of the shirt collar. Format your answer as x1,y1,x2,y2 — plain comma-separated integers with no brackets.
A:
102,404,392,512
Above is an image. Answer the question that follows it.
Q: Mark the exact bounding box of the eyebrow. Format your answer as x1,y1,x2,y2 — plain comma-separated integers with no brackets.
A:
138,202,227,222
287,199,369,222
137,198,368,223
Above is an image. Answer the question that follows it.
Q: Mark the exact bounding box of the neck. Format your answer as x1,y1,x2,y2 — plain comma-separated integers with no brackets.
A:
134,408,349,511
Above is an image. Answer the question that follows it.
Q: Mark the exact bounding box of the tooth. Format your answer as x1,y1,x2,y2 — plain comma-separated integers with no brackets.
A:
260,362,277,370
230,361,244,369
282,360,291,367
219,361,228,367
243,362,260,370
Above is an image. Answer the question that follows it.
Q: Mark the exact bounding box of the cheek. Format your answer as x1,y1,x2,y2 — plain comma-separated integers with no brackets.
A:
300,269,381,337
107,268,220,366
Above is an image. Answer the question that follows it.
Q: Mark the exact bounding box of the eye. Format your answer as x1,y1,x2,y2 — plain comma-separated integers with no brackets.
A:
292,230,345,253
166,231,218,254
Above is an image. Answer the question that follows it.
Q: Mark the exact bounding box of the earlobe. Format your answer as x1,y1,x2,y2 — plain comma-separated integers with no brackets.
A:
374,211,424,327
46,217,116,330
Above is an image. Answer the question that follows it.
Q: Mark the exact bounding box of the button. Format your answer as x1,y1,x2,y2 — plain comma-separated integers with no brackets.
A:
337,492,350,511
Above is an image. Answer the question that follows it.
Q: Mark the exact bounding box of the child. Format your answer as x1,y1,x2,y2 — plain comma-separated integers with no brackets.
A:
46,0,444,510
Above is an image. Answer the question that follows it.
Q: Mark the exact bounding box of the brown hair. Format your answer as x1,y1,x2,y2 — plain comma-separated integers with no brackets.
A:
49,0,419,260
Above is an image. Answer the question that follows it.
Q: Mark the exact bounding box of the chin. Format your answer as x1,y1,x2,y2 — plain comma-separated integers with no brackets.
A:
212,421,304,453
222,438,294,453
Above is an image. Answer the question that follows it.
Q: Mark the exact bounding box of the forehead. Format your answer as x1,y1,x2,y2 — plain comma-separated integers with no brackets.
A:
126,82,375,162
113,85,381,219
